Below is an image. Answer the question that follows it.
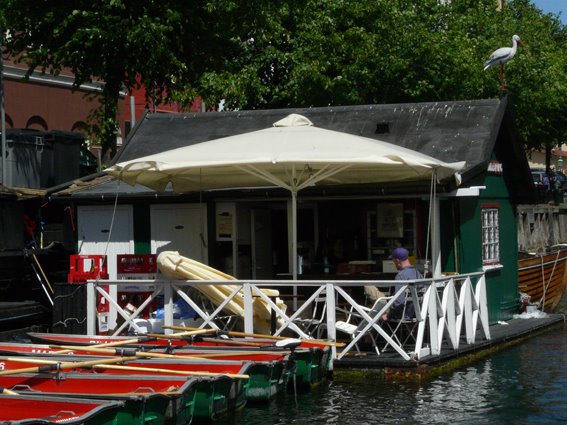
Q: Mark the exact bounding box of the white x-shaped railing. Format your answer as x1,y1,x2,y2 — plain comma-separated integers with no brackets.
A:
86,271,489,362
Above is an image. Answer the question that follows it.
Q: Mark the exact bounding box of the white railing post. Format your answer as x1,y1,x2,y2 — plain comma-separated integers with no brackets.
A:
325,283,336,361
442,279,458,349
475,275,491,340
86,281,96,335
108,285,118,331
163,283,174,335
428,284,440,355
414,284,430,357
243,283,254,334
463,277,475,344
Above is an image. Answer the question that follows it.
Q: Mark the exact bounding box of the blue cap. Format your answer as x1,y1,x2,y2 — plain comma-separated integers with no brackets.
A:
390,247,409,261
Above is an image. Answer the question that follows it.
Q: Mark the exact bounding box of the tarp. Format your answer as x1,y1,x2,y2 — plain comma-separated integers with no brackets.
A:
157,251,286,334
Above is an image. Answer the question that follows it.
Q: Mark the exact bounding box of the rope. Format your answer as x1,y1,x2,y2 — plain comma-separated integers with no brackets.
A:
424,172,436,277
538,249,561,310
104,179,121,259
538,255,545,309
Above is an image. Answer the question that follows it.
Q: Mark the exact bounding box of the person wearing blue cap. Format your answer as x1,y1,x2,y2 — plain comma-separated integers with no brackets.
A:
381,247,422,321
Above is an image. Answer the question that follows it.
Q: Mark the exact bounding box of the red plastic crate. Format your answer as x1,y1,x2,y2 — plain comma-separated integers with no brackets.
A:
68,255,109,283
116,254,158,320
117,254,157,276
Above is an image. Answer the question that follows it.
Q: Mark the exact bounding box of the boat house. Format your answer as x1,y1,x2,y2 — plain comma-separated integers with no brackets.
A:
50,96,537,330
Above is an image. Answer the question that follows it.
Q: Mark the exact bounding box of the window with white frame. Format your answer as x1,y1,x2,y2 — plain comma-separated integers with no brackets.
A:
481,205,500,264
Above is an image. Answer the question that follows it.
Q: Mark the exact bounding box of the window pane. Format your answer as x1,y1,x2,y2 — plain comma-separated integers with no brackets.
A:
481,208,499,264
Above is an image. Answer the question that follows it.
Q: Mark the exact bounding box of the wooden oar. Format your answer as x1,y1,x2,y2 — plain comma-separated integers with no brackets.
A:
50,329,217,354
50,338,154,354
3,357,248,379
92,364,249,379
144,332,263,347
163,325,346,347
0,356,138,376
199,337,264,347
144,328,216,341
1,386,18,395
49,344,298,359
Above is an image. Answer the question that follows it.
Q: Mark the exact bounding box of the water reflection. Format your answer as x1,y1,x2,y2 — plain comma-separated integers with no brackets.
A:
218,322,567,425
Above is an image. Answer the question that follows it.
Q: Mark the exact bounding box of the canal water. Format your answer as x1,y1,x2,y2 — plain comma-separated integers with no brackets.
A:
218,301,567,424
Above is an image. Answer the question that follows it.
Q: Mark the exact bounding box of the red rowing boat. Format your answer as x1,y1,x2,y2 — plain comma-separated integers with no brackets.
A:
0,393,124,424
0,341,290,362
0,355,285,403
26,331,330,349
0,338,329,390
0,371,245,423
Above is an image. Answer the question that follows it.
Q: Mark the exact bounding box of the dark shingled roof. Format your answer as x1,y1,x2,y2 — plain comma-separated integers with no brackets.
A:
57,97,535,203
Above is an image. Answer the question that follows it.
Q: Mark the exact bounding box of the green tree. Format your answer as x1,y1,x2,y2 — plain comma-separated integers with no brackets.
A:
0,0,192,159
190,0,567,160
1,0,565,163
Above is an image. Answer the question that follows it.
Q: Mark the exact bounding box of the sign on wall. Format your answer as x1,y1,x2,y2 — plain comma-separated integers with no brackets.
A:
377,203,404,238
216,203,235,241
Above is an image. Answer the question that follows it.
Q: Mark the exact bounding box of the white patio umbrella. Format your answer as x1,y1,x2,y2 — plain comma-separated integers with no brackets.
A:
106,114,465,282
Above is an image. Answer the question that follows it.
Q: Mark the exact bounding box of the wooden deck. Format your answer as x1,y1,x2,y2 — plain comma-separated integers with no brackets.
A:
333,314,566,378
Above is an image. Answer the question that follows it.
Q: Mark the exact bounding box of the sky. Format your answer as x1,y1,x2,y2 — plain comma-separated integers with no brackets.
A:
531,0,565,24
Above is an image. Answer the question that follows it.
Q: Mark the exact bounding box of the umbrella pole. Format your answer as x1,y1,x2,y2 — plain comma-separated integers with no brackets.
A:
292,189,298,311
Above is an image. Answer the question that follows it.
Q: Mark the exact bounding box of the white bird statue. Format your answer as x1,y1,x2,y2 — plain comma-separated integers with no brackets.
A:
484,34,525,92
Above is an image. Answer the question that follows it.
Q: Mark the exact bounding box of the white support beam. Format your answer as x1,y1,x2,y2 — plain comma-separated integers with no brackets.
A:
447,186,486,197
432,196,442,278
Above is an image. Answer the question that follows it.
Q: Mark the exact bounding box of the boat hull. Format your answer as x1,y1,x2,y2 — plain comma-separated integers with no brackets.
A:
0,394,124,425
518,248,567,312
171,346,331,391
23,332,331,389
0,354,284,404
0,371,243,424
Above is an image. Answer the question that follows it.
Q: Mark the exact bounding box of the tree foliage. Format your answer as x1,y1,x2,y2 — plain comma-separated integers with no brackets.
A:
0,0,565,159
191,0,567,153
0,0,192,159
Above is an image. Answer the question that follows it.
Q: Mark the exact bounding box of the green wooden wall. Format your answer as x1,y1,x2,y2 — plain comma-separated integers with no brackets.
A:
441,173,519,323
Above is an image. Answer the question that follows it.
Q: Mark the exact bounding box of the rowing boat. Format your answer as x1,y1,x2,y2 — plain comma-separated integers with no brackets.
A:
0,393,125,425
25,331,332,388
168,345,331,390
518,247,567,312
0,341,289,361
0,354,285,404
26,331,331,349
0,371,245,424
0,338,329,391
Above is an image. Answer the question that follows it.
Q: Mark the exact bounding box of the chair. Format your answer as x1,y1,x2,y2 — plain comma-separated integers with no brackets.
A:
185,288,240,331
381,303,418,352
381,286,423,353
335,296,391,355
295,295,327,338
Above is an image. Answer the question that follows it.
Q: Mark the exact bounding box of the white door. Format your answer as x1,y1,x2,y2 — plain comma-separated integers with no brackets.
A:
151,204,208,263
77,205,134,280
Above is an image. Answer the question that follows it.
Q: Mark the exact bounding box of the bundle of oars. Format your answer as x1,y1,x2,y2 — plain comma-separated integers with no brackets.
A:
0,329,253,387
157,251,287,333
0,327,342,387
